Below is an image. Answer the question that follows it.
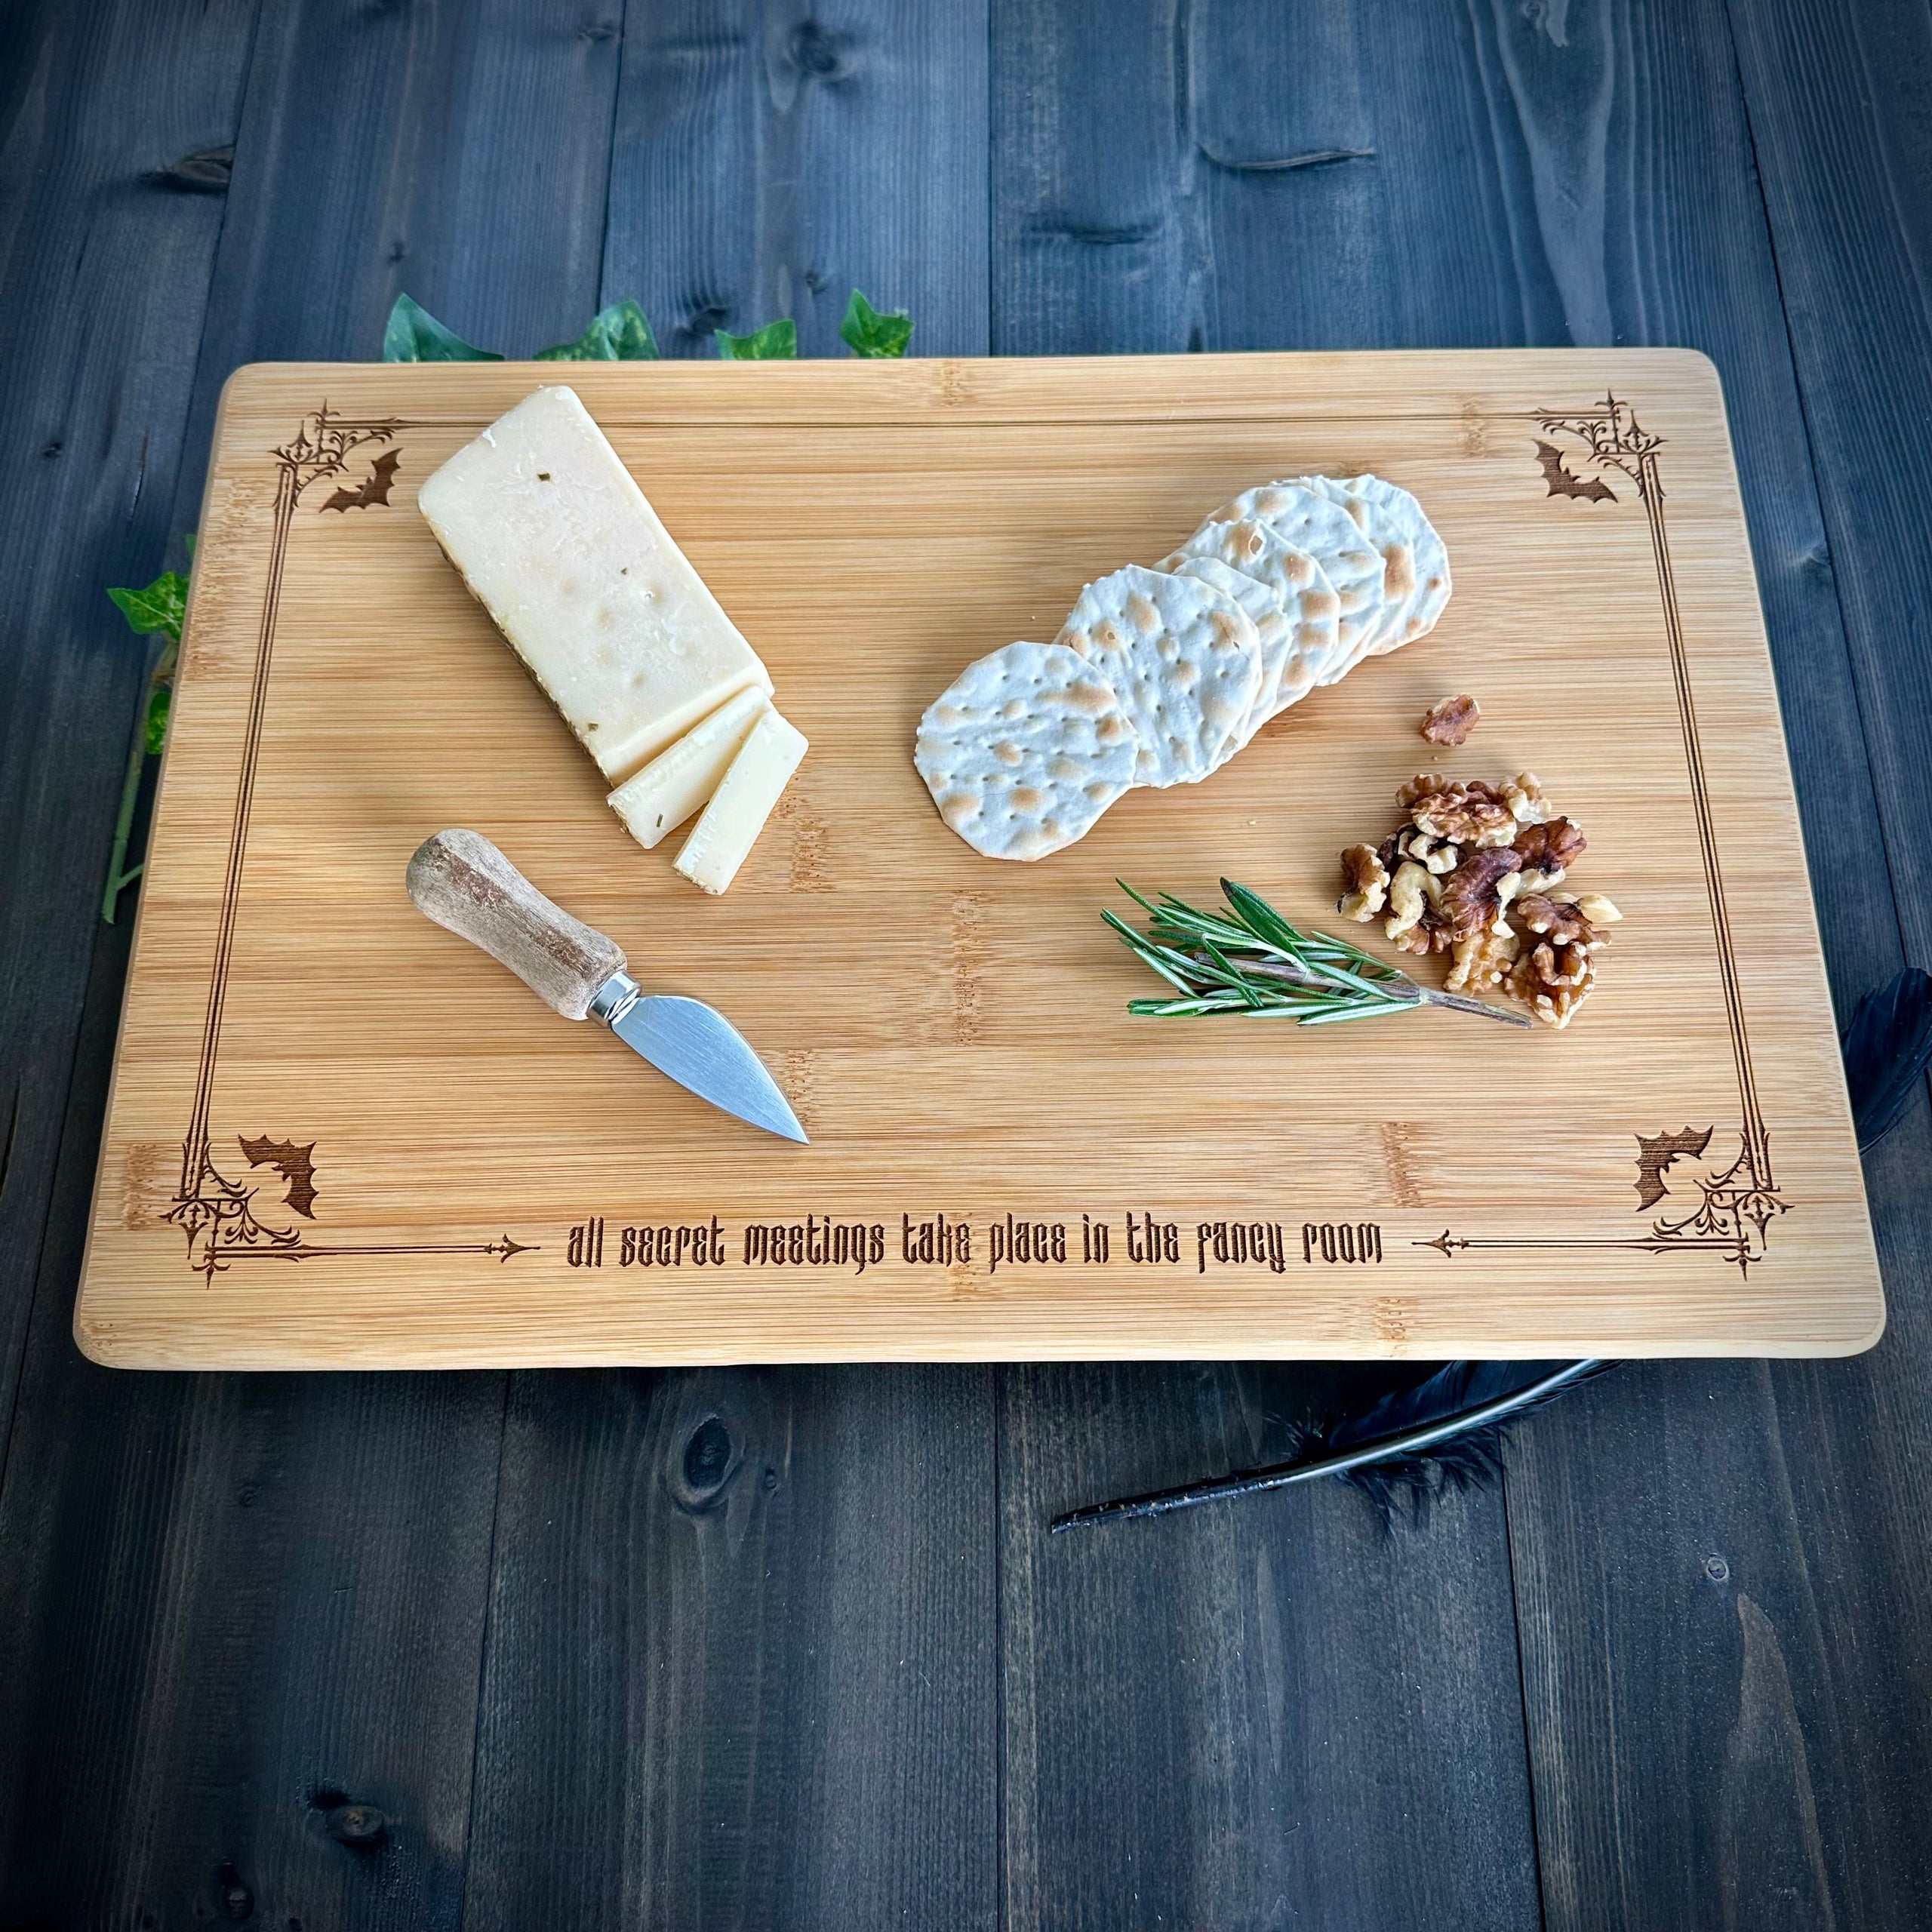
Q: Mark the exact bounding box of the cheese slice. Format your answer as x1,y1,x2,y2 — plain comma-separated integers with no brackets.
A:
675,706,808,895
606,686,770,850
417,384,772,785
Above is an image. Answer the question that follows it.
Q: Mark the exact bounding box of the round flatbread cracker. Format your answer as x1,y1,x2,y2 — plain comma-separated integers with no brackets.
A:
1162,557,1293,758
915,641,1140,861
1159,519,1345,723
1054,565,1261,787
1203,479,1386,678
1300,473,1451,656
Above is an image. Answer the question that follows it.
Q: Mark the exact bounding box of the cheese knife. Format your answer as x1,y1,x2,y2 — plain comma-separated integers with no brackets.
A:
406,829,808,1143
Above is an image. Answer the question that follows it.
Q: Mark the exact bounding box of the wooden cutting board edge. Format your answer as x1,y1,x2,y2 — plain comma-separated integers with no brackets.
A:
72,349,1885,1367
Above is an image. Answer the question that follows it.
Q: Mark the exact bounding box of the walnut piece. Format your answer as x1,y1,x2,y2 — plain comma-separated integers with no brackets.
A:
1396,772,1455,811
1421,694,1481,746
1503,772,1552,825
1384,860,1432,940
1515,893,1597,946
1511,940,1598,1028
1438,846,1523,941
1338,844,1389,921
1412,783,1518,848
1338,765,1622,1033
1512,815,1586,879
1446,925,1520,992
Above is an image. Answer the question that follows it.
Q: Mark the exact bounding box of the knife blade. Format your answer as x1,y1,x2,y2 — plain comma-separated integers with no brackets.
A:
406,828,808,1143
599,983,808,1143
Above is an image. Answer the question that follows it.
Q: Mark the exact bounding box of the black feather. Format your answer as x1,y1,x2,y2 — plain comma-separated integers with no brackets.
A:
1291,1359,1616,1524
1051,1359,1613,1534
1841,966,1932,1152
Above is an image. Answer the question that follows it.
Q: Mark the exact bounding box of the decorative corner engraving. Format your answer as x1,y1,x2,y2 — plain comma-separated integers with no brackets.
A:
166,408,532,1281
1536,393,1662,501
1534,437,1617,503
1633,1127,1715,1210
318,446,402,513
275,406,405,506
1421,398,1794,1272
1417,1124,1790,1272
238,1135,318,1217
168,1134,534,1279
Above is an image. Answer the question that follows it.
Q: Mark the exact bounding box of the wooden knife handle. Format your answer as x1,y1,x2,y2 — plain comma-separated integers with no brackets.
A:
406,829,626,1022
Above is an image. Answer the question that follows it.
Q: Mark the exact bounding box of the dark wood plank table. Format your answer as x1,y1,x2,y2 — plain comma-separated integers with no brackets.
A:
2,3,1927,1925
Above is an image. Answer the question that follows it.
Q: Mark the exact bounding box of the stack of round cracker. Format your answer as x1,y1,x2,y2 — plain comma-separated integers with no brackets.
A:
916,474,1451,861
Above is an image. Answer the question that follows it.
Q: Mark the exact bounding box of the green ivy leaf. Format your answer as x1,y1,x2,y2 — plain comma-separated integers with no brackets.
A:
715,318,798,359
840,288,912,358
107,571,189,642
536,298,660,361
144,685,172,755
382,292,503,362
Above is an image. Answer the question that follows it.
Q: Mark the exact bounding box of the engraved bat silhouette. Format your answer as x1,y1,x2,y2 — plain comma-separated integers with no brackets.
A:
1633,1126,1713,1210
319,447,401,513
238,1136,318,1218
1534,438,1617,503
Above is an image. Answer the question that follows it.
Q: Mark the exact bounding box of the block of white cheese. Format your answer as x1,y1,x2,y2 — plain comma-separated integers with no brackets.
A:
675,706,809,894
606,685,770,851
417,384,771,786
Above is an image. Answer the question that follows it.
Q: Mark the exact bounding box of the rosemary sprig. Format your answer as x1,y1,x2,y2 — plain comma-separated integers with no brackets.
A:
1106,878,1530,1029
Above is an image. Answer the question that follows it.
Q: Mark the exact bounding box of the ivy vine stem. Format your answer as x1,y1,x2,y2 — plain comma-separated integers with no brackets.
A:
101,638,177,923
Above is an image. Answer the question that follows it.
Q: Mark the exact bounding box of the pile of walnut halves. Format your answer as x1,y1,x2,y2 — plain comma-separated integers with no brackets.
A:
1337,773,1622,1029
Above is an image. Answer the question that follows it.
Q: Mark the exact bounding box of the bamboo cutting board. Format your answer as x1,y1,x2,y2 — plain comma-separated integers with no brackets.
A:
76,352,1881,1367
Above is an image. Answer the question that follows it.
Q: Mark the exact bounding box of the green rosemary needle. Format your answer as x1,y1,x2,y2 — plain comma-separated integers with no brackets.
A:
1106,878,1531,1029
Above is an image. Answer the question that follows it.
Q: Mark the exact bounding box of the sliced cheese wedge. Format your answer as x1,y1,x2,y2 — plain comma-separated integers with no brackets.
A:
675,706,808,895
418,385,772,786
607,686,770,851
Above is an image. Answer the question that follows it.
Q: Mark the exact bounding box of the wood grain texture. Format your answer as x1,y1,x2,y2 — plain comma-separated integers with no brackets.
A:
1729,0,1932,964
989,7,1922,1931
0,3,619,1926
76,351,1876,1366
0,0,263,1896
986,16,1550,1926
999,1361,1542,1931
174,0,626,521
1435,3,1932,1927
5,3,1932,1927
601,0,989,358
464,1364,996,1930
471,21,1001,1928
0,0,256,1528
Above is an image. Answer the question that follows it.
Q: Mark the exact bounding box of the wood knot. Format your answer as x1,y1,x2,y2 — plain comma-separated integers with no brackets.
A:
1379,1121,1422,1208
214,1862,254,1919
150,145,233,194
951,892,988,1042
669,1413,740,1512
682,297,734,343
788,20,849,76
324,1802,386,1847
780,1050,817,1132
776,787,830,891
120,1141,176,1228
1370,1295,1415,1351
